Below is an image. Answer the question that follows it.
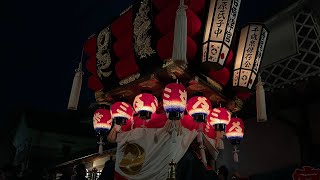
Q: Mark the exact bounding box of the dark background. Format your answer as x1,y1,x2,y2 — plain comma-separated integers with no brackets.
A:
0,0,296,114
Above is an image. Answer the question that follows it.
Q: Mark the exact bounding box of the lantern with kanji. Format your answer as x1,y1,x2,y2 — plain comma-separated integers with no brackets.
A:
226,117,244,162
162,83,187,120
233,24,269,90
186,96,212,122
133,93,158,120
93,104,112,135
208,107,231,131
226,117,244,145
92,104,112,154
110,102,134,125
201,0,241,70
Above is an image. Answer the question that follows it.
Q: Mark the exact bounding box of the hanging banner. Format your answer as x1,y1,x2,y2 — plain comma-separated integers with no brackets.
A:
132,0,160,75
96,25,119,90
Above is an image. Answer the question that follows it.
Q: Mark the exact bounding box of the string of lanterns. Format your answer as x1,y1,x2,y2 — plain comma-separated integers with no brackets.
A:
92,82,245,162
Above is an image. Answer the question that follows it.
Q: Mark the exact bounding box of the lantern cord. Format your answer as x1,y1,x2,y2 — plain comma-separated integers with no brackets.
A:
170,121,177,143
107,124,121,143
131,118,135,130
98,136,105,154
233,145,239,162
197,124,207,167
67,47,84,110
172,0,187,67
215,131,224,149
175,120,182,136
256,75,267,122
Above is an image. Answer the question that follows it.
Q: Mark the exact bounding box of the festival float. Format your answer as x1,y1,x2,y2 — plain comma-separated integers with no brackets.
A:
66,0,269,179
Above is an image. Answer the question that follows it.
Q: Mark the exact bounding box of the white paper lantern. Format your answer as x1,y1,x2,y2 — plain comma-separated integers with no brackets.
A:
233,24,269,90
202,0,241,70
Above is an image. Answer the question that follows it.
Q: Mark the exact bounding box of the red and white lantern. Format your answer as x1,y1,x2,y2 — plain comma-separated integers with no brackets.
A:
226,117,245,162
111,102,134,125
226,117,244,144
133,93,158,120
208,107,231,131
162,83,187,120
186,96,212,122
93,108,112,133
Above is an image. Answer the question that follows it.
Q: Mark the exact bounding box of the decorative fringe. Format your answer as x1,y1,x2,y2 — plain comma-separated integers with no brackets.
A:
256,75,267,122
172,0,187,66
164,120,182,143
233,145,239,162
67,62,84,110
197,126,207,166
97,136,105,154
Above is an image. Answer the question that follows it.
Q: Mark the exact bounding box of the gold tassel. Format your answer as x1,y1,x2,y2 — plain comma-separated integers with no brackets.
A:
172,0,187,67
256,75,267,122
67,62,83,110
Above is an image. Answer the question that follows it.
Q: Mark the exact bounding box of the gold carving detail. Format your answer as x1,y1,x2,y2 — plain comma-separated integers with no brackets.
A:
133,0,155,59
96,26,112,78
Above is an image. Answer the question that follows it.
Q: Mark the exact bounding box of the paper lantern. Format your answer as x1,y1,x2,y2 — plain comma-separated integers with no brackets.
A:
186,96,212,122
225,117,244,145
88,75,103,91
133,93,158,120
113,32,134,59
86,56,97,75
208,107,231,131
233,24,269,90
84,35,97,56
111,102,134,125
226,117,244,162
115,54,140,81
236,91,251,101
208,67,230,87
93,107,112,134
157,32,197,62
111,9,133,39
201,0,241,70
155,7,202,36
162,83,187,120
153,0,205,15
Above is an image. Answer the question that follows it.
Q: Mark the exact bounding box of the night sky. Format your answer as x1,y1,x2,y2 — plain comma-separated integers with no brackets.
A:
1,0,296,114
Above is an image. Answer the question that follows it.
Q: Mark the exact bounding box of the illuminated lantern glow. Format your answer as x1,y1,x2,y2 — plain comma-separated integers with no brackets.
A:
111,102,134,125
233,24,269,90
93,109,112,132
225,117,245,162
201,0,241,70
92,104,112,154
186,96,212,122
162,83,187,120
225,117,244,145
133,93,158,120
208,107,231,131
